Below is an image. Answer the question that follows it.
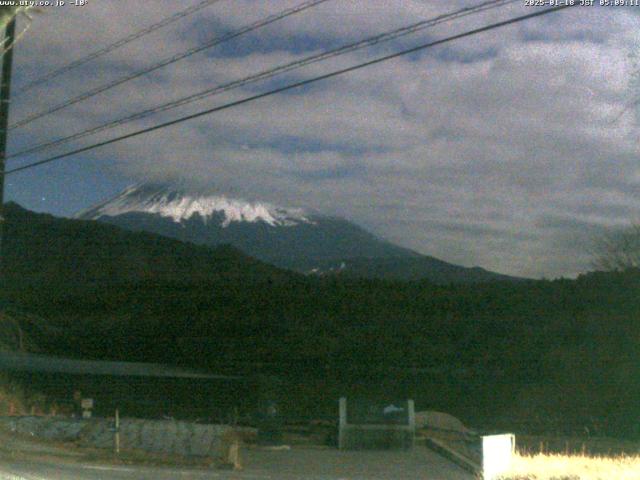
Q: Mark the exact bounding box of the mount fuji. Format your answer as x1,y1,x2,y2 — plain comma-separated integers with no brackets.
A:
77,184,520,283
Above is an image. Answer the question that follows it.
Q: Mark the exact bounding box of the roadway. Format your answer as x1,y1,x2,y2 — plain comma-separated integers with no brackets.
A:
0,444,474,480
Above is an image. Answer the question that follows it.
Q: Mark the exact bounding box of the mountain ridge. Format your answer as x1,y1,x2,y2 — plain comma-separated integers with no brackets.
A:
3,201,292,289
77,183,522,284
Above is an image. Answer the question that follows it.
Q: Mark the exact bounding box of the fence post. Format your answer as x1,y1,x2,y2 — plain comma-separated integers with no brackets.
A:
114,408,120,454
338,397,347,450
407,399,415,449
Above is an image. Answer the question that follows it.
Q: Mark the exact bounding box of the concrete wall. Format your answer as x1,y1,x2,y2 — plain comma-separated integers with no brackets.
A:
339,426,414,450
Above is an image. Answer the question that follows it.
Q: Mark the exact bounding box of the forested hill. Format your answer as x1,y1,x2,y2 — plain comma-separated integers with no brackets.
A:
2,202,295,288
2,203,640,439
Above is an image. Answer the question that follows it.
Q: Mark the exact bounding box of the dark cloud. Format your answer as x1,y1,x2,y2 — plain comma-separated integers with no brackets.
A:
6,1,640,279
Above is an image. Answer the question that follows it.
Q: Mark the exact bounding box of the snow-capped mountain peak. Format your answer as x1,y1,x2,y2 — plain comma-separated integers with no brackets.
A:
76,184,313,227
75,183,519,283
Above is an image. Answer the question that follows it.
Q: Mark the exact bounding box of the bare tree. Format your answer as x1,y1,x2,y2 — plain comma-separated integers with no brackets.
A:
591,224,640,271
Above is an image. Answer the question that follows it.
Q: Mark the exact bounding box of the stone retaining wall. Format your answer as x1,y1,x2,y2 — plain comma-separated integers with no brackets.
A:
0,416,252,457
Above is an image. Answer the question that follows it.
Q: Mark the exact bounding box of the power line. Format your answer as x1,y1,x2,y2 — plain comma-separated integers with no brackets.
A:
14,0,224,96
5,4,576,176
8,0,518,161
9,0,332,130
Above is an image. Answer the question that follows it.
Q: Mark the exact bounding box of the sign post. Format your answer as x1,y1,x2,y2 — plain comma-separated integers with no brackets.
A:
81,398,93,419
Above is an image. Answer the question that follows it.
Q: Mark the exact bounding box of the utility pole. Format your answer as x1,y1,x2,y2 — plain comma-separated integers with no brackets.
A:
0,16,16,279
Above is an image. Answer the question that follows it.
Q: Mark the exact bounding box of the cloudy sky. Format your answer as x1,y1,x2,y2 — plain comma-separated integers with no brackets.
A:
4,0,640,279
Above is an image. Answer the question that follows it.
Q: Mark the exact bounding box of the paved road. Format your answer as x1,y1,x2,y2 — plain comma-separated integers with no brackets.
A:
0,446,474,480
0,461,247,480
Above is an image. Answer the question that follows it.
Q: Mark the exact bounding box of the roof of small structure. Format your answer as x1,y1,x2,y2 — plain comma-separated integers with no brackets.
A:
0,351,242,380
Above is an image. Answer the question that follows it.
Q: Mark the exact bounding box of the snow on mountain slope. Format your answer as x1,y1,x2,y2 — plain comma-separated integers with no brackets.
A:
76,184,313,228
75,183,522,283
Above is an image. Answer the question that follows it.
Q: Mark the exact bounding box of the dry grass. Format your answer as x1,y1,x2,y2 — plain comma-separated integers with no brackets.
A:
499,452,640,479
0,373,59,416
515,435,640,457
0,374,28,415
